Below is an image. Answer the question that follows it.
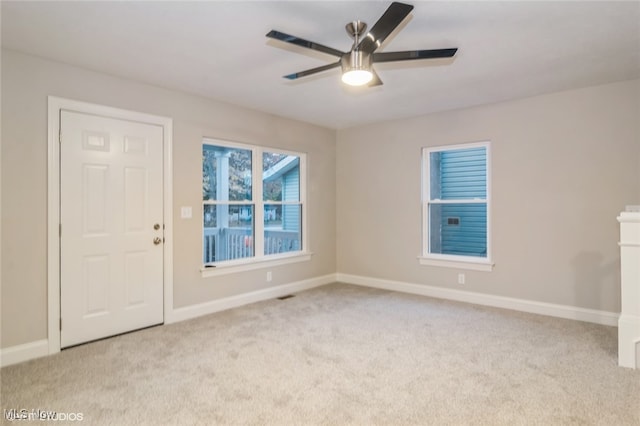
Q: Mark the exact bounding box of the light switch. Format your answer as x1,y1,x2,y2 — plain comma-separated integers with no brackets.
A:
181,206,192,219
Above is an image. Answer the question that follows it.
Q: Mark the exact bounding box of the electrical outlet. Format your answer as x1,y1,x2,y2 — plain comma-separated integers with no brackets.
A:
266,271,272,282
458,273,465,285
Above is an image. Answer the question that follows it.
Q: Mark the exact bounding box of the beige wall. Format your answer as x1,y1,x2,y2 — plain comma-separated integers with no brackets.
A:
1,50,337,348
337,79,640,312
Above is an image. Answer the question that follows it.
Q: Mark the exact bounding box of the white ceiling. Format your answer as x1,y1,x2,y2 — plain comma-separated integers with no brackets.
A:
2,1,639,129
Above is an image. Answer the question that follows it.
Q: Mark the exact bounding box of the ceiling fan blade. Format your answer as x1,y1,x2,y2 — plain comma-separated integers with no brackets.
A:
373,48,458,63
283,61,341,80
357,2,414,54
267,30,345,58
368,68,383,87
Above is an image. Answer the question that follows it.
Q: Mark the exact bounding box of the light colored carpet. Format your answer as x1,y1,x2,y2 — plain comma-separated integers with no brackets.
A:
2,283,639,425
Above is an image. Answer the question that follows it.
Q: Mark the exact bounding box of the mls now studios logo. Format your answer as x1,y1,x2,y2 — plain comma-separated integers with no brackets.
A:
4,409,84,422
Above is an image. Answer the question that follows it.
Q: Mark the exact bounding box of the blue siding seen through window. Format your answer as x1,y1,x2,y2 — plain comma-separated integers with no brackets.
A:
429,147,487,257
282,166,299,232
432,148,486,200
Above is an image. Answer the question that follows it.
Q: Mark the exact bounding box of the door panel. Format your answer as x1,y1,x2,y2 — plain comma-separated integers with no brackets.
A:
60,111,164,348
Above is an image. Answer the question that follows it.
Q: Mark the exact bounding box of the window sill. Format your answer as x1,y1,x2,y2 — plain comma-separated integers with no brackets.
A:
418,256,494,272
201,252,313,277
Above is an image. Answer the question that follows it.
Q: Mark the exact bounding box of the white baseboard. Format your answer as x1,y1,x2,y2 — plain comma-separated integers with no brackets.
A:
337,273,619,326
1,339,49,368
168,273,337,324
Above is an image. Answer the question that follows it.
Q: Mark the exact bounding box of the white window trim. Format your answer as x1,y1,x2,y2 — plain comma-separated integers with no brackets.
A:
420,141,493,271
201,251,313,277
201,138,308,276
417,255,494,271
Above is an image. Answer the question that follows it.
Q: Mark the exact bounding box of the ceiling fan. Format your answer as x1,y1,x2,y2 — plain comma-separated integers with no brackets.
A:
266,1,458,87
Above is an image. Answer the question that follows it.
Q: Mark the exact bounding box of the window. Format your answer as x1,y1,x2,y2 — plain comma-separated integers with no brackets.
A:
421,142,492,271
202,139,307,270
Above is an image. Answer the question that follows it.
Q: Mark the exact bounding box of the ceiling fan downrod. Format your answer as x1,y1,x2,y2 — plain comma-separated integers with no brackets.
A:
345,20,367,46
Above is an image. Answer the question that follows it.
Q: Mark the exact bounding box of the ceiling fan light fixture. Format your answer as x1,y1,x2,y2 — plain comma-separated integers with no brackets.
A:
342,69,373,86
341,50,373,86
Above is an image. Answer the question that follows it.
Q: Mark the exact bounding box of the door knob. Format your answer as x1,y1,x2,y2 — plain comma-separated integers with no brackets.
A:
153,237,162,245
154,223,161,230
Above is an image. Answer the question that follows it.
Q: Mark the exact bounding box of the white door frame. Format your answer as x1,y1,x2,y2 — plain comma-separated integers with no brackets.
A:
47,96,174,354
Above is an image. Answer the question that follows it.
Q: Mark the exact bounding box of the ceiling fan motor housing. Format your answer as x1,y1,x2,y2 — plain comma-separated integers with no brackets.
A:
341,50,372,73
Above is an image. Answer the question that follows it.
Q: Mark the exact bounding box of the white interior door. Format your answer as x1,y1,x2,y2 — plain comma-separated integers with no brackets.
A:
60,110,164,348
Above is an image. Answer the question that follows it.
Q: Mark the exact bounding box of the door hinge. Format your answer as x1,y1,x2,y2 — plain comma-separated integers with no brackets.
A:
59,131,62,144
59,318,62,331
59,224,62,237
